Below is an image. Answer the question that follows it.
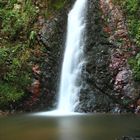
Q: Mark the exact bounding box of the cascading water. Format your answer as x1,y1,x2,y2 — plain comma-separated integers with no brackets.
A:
57,0,87,112
34,0,87,116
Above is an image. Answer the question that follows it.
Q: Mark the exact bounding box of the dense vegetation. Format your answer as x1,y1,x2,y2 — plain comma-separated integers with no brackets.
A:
0,0,37,109
113,0,140,81
0,0,67,110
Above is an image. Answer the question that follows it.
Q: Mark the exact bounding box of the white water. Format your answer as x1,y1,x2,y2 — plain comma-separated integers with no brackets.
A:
57,0,87,112
34,0,87,116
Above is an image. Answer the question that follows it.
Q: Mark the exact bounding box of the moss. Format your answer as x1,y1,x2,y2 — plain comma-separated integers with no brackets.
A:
45,0,70,18
48,0,66,10
52,0,66,10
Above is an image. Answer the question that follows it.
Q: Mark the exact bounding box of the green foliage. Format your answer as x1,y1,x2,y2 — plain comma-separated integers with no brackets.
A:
0,43,32,84
52,0,66,10
48,0,66,10
29,31,36,41
0,44,32,108
44,0,70,19
113,0,140,45
0,0,38,108
0,0,69,109
129,53,140,81
29,30,37,46
124,0,140,82
123,0,140,81
124,0,139,14
113,0,140,81
0,82,24,107
0,0,37,40
1,10,23,39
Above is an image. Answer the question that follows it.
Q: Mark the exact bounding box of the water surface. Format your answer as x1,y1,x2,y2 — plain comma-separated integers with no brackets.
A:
0,114,140,140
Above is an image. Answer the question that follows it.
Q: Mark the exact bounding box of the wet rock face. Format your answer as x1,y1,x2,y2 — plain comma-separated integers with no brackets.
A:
76,0,113,113
36,9,69,110
100,0,140,113
76,0,139,113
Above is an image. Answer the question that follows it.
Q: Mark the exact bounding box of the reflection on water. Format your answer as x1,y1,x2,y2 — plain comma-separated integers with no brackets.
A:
33,110,82,116
0,114,140,140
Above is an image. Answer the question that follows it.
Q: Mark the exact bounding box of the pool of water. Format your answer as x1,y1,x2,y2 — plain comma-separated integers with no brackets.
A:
0,113,140,140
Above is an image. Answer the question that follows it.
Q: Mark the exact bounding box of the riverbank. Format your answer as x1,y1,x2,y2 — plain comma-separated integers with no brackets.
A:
0,110,15,116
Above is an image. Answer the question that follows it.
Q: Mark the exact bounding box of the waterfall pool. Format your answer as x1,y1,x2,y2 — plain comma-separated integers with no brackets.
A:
0,114,140,140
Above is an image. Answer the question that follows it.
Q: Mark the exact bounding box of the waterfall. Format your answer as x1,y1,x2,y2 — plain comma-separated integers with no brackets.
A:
57,0,87,112
34,0,87,116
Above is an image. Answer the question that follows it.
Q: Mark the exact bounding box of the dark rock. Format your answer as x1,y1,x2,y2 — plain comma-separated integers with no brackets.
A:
76,0,139,113
117,136,140,140
76,0,114,113
36,8,70,110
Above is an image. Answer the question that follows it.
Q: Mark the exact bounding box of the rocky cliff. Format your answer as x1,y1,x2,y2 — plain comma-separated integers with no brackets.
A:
0,0,140,114
15,0,140,113
76,0,140,113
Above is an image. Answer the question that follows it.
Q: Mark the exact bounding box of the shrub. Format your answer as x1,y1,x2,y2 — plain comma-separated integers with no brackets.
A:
0,82,24,107
129,53,140,81
0,0,37,41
